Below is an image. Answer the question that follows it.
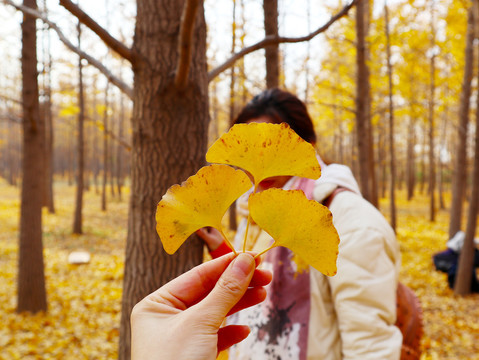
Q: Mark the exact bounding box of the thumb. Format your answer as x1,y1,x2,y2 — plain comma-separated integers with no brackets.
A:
196,253,255,327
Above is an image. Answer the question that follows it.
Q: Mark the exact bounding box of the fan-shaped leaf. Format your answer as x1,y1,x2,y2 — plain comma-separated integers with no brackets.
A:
206,123,321,186
248,188,339,276
156,165,252,254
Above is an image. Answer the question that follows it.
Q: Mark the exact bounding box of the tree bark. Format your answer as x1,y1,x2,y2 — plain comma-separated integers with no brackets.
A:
229,0,238,231
264,0,279,88
17,0,48,313
406,112,416,201
73,21,85,235
385,2,396,231
41,4,55,213
449,6,474,238
101,83,109,212
355,0,372,202
116,92,125,201
118,0,208,358
454,49,479,295
428,0,436,222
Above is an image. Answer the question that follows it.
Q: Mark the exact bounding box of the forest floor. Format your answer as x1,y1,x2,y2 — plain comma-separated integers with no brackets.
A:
0,179,478,359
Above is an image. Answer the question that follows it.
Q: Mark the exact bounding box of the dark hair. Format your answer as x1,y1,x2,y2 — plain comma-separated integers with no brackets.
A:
233,88,317,144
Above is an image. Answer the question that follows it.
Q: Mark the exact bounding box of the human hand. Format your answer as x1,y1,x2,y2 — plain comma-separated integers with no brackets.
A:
130,252,272,360
196,227,224,251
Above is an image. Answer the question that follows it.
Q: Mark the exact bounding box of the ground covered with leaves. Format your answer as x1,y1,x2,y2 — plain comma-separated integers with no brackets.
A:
0,180,478,359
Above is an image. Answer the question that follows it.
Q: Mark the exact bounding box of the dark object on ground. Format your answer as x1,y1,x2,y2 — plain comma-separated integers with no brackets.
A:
432,248,479,293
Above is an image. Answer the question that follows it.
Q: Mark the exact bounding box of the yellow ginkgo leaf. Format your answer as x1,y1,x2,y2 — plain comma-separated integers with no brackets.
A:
156,165,252,254
248,188,339,276
206,123,321,187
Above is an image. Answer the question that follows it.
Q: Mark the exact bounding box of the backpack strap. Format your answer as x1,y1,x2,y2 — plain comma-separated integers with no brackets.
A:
322,186,352,208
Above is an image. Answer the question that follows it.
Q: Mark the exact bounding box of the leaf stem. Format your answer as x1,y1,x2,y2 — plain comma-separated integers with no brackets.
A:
219,228,237,256
242,215,251,253
242,184,257,253
254,244,276,259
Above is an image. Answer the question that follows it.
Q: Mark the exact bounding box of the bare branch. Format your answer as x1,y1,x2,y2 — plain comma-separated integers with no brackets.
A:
208,0,358,82
103,126,132,151
316,102,356,114
4,0,133,99
59,0,134,63
90,119,132,150
0,113,22,123
175,0,201,90
0,94,22,105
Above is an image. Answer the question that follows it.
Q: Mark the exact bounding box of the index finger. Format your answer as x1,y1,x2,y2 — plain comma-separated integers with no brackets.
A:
149,253,236,310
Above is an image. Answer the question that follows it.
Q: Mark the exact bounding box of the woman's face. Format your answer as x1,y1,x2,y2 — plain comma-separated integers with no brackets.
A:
246,116,292,191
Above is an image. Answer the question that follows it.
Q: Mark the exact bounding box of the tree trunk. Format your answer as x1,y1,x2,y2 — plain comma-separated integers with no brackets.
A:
420,122,427,194
101,83,109,212
438,96,448,210
17,0,48,313
229,0,238,231
449,6,474,238
264,0,279,88
385,2,396,231
42,10,55,214
73,21,85,235
428,0,436,222
454,53,479,295
116,92,124,201
118,1,208,358
406,112,416,201
355,0,372,202
92,78,100,195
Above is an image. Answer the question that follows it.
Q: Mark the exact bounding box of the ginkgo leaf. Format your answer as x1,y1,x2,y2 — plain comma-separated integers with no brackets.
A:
206,123,321,187
156,164,252,254
248,188,339,276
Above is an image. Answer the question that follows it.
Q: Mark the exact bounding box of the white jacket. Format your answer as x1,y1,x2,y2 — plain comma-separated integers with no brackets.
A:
228,163,402,359
310,168,402,359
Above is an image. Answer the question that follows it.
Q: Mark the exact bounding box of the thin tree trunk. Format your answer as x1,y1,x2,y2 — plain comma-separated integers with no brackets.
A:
229,0,238,231
42,2,54,213
68,139,73,185
264,0,279,89
406,112,416,201
92,77,100,195
355,0,372,201
385,2,396,231
73,21,85,235
420,122,427,194
7,116,18,186
118,0,208,357
449,6,474,238
428,0,436,222
101,83,109,212
117,92,124,201
439,94,448,210
454,52,479,295
17,0,47,313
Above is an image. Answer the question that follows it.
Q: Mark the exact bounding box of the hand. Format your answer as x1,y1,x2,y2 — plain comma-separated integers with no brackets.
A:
197,227,224,251
130,253,272,360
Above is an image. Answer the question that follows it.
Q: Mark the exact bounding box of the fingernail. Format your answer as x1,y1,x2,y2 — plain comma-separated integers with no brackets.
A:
232,253,254,277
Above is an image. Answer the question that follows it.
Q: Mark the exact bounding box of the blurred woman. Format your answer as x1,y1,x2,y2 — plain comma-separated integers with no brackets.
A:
198,88,402,360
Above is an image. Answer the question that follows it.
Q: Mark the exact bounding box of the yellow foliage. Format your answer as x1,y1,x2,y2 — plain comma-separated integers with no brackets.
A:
0,182,126,359
206,123,321,187
249,188,339,276
156,165,251,254
159,123,333,274
0,183,478,358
